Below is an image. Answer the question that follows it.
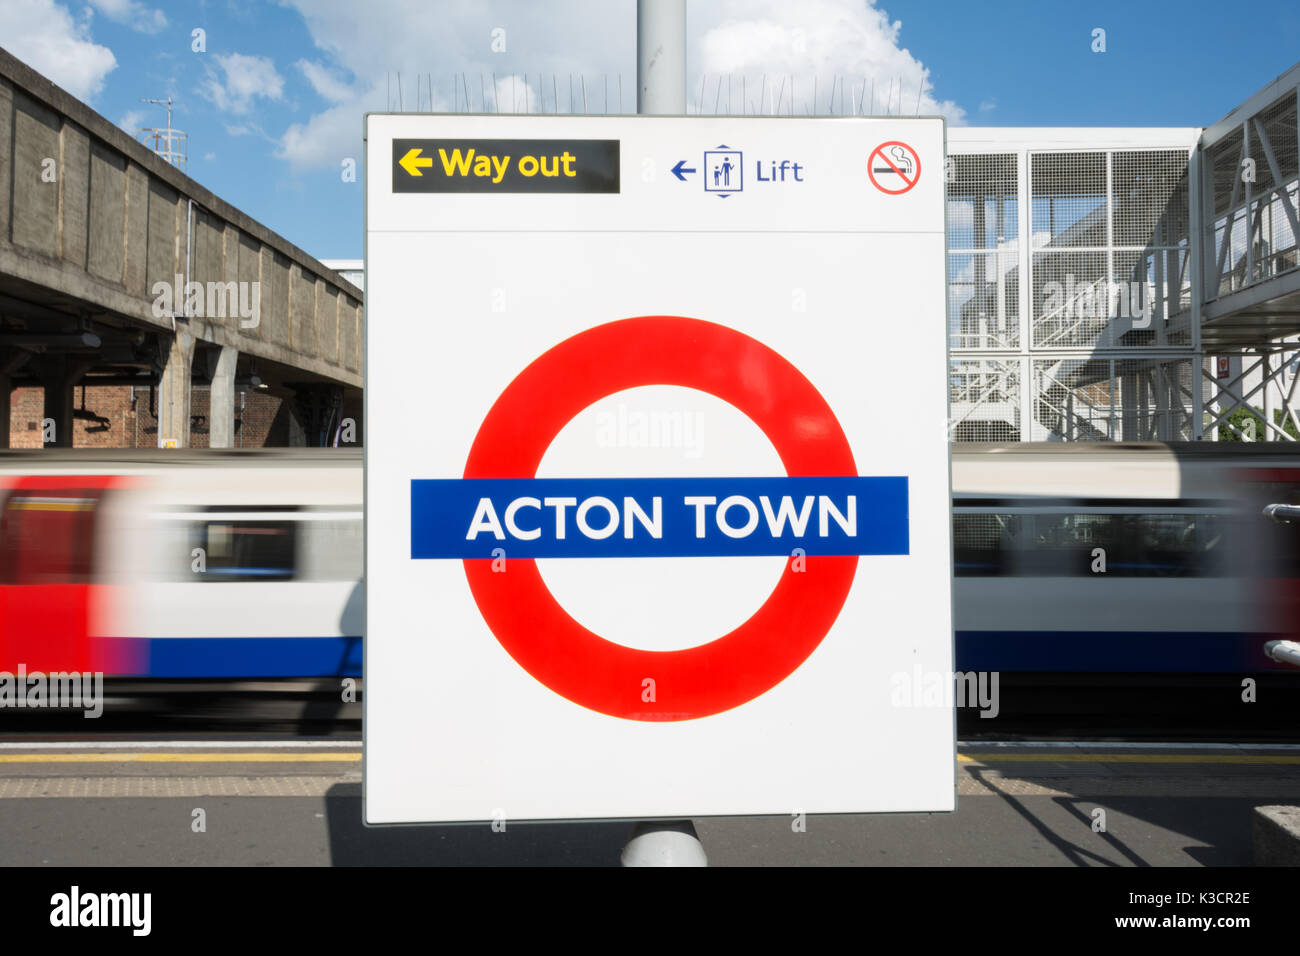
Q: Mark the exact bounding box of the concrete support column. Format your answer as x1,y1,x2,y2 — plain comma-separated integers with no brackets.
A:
208,345,238,448
0,350,32,449
35,355,88,448
157,325,196,448
340,389,363,446
43,364,74,448
287,404,306,447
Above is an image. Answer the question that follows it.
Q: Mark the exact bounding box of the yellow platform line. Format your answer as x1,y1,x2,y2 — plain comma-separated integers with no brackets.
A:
0,752,361,764
960,753,1300,765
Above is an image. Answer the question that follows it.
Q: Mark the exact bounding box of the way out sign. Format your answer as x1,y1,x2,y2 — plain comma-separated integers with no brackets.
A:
364,114,953,824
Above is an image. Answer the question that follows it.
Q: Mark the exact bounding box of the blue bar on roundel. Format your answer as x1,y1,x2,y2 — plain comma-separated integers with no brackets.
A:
410,476,908,559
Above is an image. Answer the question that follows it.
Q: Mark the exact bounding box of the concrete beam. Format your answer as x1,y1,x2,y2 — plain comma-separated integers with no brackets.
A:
208,344,237,448
0,49,363,393
0,243,361,388
157,324,195,448
0,79,12,243
0,50,361,301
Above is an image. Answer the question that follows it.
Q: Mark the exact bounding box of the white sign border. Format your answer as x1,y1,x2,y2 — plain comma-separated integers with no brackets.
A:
360,111,957,827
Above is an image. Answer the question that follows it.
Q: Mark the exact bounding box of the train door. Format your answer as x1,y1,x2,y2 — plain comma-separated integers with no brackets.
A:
0,476,117,673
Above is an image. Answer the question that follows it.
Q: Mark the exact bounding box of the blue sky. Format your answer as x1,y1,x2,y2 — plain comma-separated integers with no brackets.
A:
3,0,1297,260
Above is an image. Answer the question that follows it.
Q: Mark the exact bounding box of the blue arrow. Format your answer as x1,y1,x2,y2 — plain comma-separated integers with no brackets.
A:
671,160,696,181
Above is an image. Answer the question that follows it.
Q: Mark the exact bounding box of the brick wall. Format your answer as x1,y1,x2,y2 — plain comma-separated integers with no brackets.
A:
5,384,304,448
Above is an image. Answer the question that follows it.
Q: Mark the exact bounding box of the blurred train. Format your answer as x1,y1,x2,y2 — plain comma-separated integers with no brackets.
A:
0,450,361,679
1,443,1298,680
952,443,1300,673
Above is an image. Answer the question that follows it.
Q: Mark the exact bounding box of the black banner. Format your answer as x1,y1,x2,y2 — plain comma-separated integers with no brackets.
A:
391,138,620,193
3,865,1290,940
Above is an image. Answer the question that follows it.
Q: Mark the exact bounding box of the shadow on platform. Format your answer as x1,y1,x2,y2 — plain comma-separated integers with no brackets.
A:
323,784,629,865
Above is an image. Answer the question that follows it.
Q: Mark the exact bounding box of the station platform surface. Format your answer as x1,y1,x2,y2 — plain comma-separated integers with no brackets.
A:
0,740,1296,866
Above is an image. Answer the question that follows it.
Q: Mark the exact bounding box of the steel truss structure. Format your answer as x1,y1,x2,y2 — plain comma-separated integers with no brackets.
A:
948,65,1300,442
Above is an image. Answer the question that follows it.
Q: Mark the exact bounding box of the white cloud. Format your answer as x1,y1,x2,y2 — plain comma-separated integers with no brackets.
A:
0,0,117,101
200,52,285,115
86,0,167,34
279,92,371,167
274,0,964,169
296,59,355,104
979,98,997,113
117,108,147,134
692,0,965,122
278,69,552,170
275,0,632,168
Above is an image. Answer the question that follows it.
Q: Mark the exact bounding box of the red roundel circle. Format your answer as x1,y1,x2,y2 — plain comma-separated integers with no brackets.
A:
462,316,858,721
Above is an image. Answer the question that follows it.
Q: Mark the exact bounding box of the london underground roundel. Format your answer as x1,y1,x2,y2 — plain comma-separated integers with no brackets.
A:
409,316,910,721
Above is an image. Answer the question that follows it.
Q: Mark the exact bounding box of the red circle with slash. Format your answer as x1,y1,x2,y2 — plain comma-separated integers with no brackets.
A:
868,141,921,195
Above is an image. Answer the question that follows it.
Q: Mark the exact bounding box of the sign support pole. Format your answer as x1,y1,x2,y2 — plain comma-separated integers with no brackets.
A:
620,0,708,868
636,0,686,115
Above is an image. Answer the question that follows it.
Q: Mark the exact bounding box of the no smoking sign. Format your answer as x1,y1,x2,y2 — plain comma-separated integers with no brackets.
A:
869,140,921,195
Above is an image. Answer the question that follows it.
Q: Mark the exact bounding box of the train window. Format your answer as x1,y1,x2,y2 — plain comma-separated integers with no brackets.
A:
953,513,1023,575
186,509,298,582
1022,512,1221,576
1021,513,1115,575
0,489,102,585
1133,514,1225,576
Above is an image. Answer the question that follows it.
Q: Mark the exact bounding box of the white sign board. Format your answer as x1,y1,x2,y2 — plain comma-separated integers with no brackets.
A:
364,114,953,824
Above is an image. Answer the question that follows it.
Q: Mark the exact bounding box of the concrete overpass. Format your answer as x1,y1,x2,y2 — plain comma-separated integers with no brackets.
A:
0,46,362,448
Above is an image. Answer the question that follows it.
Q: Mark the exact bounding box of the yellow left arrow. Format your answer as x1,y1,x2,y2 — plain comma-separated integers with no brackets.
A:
399,147,434,177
